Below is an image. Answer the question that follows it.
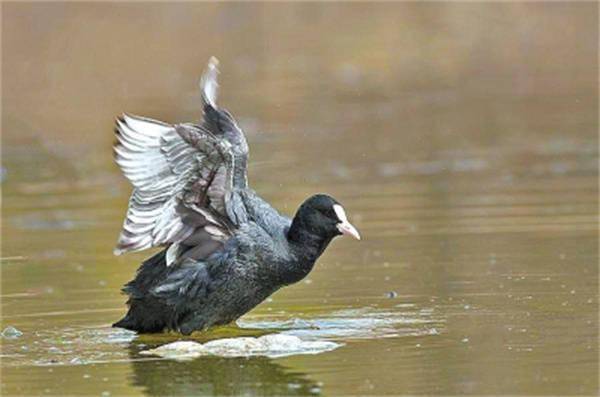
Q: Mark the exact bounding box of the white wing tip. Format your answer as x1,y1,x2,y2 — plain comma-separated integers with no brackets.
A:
121,112,133,120
113,247,124,256
121,113,139,125
166,243,180,267
201,56,220,108
208,56,220,68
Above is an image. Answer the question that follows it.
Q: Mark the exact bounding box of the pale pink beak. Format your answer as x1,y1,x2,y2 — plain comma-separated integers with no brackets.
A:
337,221,361,240
333,204,361,240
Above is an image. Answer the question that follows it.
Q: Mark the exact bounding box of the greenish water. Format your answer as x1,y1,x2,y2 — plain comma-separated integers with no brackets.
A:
2,2,598,395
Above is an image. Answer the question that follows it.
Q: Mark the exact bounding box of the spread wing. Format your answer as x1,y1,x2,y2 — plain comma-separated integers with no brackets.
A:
113,57,249,266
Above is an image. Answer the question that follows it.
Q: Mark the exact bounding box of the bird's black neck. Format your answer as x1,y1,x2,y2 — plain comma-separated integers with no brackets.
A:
282,222,333,285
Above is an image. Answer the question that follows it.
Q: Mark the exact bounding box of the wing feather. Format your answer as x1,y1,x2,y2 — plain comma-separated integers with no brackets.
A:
114,57,249,266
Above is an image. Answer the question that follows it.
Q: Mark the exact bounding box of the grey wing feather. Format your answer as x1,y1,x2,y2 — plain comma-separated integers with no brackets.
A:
113,58,249,265
114,116,233,260
199,58,249,189
151,259,211,306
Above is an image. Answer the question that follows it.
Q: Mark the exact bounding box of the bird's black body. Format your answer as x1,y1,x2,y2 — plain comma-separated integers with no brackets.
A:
114,193,342,334
112,58,360,334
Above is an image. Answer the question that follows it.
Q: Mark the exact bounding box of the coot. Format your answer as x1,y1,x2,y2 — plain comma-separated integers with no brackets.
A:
113,57,360,334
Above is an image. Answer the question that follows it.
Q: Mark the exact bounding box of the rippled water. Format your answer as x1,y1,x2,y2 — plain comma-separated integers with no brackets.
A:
2,2,598,395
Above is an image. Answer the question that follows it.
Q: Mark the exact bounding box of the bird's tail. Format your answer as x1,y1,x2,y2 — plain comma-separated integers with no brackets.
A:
113,249,171,333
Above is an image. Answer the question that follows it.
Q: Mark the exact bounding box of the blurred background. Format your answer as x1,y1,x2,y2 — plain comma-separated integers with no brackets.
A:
1,2,598,396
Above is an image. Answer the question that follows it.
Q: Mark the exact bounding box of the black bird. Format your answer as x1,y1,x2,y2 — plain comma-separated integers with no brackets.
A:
112,57,360,334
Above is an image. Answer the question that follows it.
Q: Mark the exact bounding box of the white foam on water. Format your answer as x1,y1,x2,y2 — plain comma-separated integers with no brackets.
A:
6,306,443,365
238,307,443,340
140,334,341,360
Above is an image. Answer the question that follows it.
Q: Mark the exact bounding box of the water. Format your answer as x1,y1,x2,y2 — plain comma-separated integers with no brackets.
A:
1,2,598,395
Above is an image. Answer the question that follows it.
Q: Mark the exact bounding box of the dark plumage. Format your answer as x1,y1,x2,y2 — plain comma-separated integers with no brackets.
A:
113,58,360,334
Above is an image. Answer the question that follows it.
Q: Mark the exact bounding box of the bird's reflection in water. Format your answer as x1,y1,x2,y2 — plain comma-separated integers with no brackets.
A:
127,341,321,396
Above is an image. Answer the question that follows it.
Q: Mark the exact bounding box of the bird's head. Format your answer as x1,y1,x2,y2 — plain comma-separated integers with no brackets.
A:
289,194,361,244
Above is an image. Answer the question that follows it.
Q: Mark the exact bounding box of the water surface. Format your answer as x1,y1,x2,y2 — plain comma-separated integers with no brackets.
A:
2,3,598,395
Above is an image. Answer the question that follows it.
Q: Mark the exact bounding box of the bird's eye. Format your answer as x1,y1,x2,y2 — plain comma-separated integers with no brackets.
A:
319,207,336,219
